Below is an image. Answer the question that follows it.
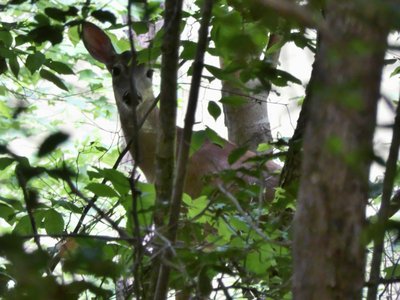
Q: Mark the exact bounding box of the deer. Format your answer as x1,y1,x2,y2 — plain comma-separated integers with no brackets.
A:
81,21,279,201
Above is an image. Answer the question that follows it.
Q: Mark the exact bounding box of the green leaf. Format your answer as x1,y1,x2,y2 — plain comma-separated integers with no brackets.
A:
40,69,68,91
132,22,148,34
97,168,130,195
0,157,15,170
29,25,64,45
204,64,228,81
45,60,74,75
0,101,12,118
0,56,7,74
245,244,276,275
207,101,221,121
44,6,77,22
68,26,80,46
37,131,69,157
8,56,19,78
256,143,271,152
44,209,64,234
91,10,117,25
205,127,225,148
220,95,247,106
85,183,119,198
13,215,33,235
181,40,197,60
228,147,248,165
272,69,302,86
45,7,67,22
0,30,13,48
0,203,14,223
198,267,213,297
184,195,209,220
52,200,81,214
190,130,206,156
391,66,400,77
384,264,400,278
34,13,50,26
26,52,46,74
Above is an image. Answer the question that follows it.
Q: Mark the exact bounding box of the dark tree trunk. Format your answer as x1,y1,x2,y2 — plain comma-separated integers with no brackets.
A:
292,2,388,299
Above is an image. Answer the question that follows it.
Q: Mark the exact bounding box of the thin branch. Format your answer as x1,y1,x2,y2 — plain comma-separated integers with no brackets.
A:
365,277,400,287
217,184,290,247
65,177,130,240
19,183,42,251
21,233,135,242
154,1,214,298
74,95,160,234
367,95,400,300
72,142,131,235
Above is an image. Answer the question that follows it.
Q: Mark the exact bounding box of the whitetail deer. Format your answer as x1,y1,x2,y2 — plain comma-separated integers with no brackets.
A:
81,22,279,199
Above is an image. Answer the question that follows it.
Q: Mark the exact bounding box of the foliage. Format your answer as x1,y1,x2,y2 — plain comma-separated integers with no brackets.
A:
0,0,398,299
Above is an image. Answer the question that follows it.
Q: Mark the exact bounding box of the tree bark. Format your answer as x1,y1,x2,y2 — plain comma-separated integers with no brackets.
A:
152,0,183,298
292,2,388,299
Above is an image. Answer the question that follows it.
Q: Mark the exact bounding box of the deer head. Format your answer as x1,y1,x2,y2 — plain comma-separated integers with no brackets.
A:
81,22,160,182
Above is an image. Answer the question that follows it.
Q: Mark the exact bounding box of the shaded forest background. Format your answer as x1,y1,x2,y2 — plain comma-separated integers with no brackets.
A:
0,0,400,299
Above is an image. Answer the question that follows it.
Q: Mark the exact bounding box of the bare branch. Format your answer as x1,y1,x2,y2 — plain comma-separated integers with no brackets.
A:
367,92,400,300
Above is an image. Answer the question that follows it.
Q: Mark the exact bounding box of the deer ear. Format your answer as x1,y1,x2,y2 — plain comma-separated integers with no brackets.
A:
81,22,116,65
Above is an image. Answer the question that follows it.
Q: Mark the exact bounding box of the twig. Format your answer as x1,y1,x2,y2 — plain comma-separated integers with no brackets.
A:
65,177,130,239
73,95,160,236
367,94,400,300
21,233,135,242
18,181,42,251
365,277,400,287
217,184,290,247
73,141,132,234
217,278,233,300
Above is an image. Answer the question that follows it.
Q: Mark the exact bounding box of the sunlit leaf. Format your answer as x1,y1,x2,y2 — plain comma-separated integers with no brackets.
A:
85,182,119,198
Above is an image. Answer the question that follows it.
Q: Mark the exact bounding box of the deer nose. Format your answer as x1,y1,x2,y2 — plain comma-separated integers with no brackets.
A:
122,91,142,106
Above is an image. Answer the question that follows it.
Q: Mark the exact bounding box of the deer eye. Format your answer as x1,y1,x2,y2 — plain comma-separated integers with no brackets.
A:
146,69,154,79
112,66,121,77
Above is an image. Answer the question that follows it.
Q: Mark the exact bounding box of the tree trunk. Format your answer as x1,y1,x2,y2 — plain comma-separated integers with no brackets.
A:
221,34,281,150
292,2,388,299
222,79,273,149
